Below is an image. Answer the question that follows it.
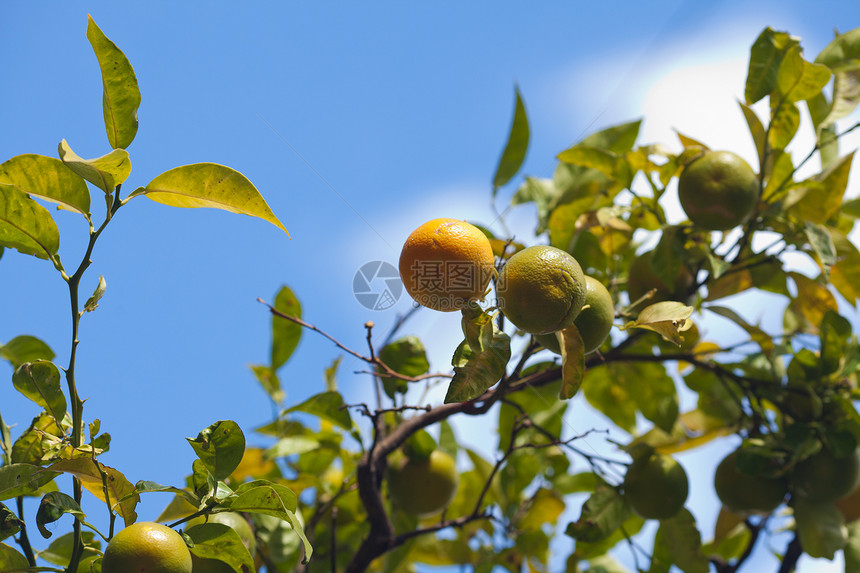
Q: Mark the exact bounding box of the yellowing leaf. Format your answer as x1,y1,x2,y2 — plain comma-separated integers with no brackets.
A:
790,271,838,330
87,16,141,149
129,163,288,235
559,327,585,399
624,301,694,346
58,140,131,193
0,154,90,216
46,459,139,526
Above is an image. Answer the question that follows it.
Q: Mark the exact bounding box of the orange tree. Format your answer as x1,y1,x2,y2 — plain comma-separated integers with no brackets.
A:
3,18,860,573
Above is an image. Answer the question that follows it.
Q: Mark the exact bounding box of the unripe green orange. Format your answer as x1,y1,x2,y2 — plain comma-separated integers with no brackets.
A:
623,452,688,520
536,276,613,354
791,447,860,503
714,450,788,514
497,245,586,334
678,150,759,231
389,450,459,517
102,522,192,573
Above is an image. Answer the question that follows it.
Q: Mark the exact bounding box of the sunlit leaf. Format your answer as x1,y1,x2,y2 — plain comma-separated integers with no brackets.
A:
187,420,246,481
745,27,799,104
12,361,66,432
520,488,565,531
129,163,288,235
789,151,855,224
0,183,61,262
11,411,69,465
794,497,847,559
229,447,280,482
0,154,90,216
739,102,765,166
804,222,837,269
789,271,839,330
623,301,694,346
46,459,138,526
559,327,585,399
777,45,832,103
87,15,141,149
446,314,510,403
0,464,58,501
493,86,530,193
632,410,734,455
831,230,860,304
83,275,107,313
0,543,29,571
768,101,800,150
0,335,55,369
186,523,255,573
58,140,131,193
283,391,352,430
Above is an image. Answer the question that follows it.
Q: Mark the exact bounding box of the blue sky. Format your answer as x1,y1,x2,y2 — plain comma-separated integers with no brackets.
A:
2,1,859,571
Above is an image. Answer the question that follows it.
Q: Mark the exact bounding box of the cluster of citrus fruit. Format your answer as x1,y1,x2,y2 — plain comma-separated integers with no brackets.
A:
399,218,615,354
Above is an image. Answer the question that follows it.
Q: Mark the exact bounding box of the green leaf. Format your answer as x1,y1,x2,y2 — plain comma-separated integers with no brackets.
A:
512,176,556,233
87,15,141,149
0,463,58,501
129,163,288,235
0,183,61,262
745,27,799,104
626,362,679,434
492,86,530,193
37,531,101,567
46,459,138,526
445,328,511,403
0,502,23,542
187,420,246,481
572,512,645,560
0,154,91,217
624,302,694,346
707,305,774,355
804,222,837,269
684,369,742,423
11,411,70,465
58,140,131,193
794,497,847,559
559,327,585,399
249,364,284,405
0,335,55,369
816,27,860,71
768,101,800,151
271,285,302,371
266,436,320,458
283,391,353,430
12,361,66,432
186,523,255,573
0,543,29,572
35,491,85,539
582,365,637,433
83,275,107,313
650,509,709,573
581,120,642,153
739,101,765,166
565,485,628,543
789,151,855,224
777,45,832,103
378,336,430,398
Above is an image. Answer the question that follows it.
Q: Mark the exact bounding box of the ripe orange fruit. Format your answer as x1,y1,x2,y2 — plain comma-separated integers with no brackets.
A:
622,452,688,520
791,446,860,503
102,522,192,573
399,218,495,312
388,450,459,517
714,450,788,514
627,251,695,304
535,275,614,354
678,150,759,231
497,245,587,334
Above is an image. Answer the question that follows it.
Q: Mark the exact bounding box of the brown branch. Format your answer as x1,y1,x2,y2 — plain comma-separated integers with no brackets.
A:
777,534,802,573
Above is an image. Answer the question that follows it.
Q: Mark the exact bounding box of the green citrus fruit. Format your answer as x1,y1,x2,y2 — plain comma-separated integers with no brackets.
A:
627,251,695,304
389,450,459,517
497,245,587,334
714,450,788,514
102,522,192,573
678,150,759,231
623,452,689,520
399,218,495,311
535,275,613,354
791,446,860,503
